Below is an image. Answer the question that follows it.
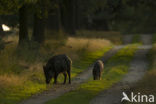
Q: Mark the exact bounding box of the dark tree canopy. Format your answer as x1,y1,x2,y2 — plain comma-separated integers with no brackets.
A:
0,0,156,45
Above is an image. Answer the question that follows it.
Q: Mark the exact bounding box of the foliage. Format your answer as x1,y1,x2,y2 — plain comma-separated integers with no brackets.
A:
0,0,38,14
114,0,156,33
1,0,156,33
0,0,19,14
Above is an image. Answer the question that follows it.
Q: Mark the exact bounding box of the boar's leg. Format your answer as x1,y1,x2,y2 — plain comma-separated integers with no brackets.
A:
63,72,67,84
67,70,71,84
54,73,58,84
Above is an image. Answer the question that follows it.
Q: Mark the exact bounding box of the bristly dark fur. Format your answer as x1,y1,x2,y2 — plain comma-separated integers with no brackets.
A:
43,54,72,84
93,60,104,80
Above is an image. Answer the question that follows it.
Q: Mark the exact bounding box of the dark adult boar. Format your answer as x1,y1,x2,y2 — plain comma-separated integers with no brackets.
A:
93,60,104,80
43,54,72,84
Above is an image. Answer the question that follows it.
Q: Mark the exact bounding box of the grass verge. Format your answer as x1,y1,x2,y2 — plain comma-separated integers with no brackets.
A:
0,37,112,104
46,44,138,104
76,30,122,45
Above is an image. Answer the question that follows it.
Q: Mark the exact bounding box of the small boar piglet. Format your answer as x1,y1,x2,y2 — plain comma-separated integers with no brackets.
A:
93,60,104,80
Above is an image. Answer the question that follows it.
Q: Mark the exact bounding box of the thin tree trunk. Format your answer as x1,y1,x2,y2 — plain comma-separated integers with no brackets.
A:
0,23,3,37
32,0,47,44
66,0,76,35
75,0,80,29
61,0,76,35
60,0,68,33
57,0,63,33
102,19,109,31
0,17,4,37
32,13,45,43
18,5,29,45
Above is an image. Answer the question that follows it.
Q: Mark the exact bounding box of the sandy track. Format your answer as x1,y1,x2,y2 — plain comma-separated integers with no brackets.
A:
90,46,152,104
19,46,124,104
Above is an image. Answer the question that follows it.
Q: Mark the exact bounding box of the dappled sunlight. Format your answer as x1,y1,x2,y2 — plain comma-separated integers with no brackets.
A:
2,24,10,31
66,37,112,51
76,30,122,45
54,37,112,61
0,74,24,87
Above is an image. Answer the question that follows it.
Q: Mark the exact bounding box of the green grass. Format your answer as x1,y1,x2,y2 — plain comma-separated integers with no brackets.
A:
46,44,138,104
76,30,122,45
71,47,112,77
0,43,112,104
0,32,119,104
55,47,112,81
0,81,46,104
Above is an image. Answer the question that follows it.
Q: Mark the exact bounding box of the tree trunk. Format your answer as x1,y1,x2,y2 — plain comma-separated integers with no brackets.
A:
57,0,63,33
32,0,47,44
102,19,109,31
0,23,4,37
18,5,29,45
60,1,68,32
75,0,81,29
32,13,45,43
61,0,76,35
0,17,4,37
68,0,76,35
93,19,109,31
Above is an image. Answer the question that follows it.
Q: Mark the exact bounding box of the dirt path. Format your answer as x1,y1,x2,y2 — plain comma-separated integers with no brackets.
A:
90,45,152,104
19,46,124,104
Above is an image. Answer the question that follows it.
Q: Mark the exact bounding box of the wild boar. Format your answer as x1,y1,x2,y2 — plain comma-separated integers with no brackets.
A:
93,60,104,80
43,54,72,84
